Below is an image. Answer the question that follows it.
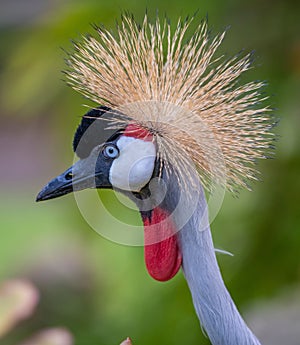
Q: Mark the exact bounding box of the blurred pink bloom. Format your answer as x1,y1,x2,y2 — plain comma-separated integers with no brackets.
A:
120,337,133,345
19,328,73,345
0,279,39,337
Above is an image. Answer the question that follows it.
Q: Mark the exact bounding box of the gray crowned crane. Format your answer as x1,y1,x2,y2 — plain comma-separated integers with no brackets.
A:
37,15,274,345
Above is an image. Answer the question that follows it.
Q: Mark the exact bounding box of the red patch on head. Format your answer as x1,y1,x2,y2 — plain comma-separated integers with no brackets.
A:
123,124,153,141
143,207,182,282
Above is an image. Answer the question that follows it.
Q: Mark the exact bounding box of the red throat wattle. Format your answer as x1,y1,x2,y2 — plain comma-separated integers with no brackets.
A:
124,123,182,281
143,207,182,282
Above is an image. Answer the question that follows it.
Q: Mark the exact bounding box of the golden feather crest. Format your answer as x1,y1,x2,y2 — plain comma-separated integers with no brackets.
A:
66,14,275,192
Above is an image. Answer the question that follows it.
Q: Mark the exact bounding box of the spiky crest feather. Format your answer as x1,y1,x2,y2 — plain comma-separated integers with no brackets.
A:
66,14,274,192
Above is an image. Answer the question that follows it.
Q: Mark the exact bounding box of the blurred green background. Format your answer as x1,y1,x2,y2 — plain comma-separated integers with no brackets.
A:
0,0,300,344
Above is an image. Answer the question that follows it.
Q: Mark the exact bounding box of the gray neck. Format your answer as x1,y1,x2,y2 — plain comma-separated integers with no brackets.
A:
128,166,261,345
178,185,261,345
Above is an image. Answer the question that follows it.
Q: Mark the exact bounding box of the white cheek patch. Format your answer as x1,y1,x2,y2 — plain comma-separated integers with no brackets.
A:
109,136,156,192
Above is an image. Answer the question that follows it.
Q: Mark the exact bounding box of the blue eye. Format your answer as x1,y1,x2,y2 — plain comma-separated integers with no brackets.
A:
103,144,119,158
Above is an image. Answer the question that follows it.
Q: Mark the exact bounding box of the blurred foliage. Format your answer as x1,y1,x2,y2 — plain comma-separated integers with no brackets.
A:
0,0,300,345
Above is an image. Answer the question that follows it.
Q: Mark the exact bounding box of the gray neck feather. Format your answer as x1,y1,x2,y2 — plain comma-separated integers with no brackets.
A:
131,166,262,345
178,185,261,345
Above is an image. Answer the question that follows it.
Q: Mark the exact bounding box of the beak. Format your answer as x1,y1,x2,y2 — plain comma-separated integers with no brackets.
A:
36,153,111,202
36,166,75,201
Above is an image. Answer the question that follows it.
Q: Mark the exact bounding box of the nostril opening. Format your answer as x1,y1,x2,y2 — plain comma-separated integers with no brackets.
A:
65,172,73,180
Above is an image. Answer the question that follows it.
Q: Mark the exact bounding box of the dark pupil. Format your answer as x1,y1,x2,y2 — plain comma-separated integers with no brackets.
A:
108,148,114,154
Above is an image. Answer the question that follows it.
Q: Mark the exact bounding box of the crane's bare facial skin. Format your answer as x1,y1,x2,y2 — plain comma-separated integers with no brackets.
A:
109,136,156,192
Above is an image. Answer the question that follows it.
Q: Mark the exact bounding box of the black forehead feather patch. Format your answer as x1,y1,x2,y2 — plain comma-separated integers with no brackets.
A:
73,106,121,158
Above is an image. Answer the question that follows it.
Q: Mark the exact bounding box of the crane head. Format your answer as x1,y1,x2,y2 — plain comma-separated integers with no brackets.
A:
36,107,157,202
36,106,182,283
